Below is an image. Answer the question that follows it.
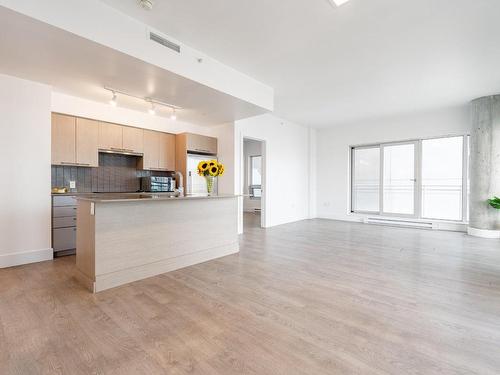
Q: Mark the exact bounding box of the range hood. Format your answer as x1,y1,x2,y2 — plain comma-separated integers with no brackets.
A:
98,148,143,157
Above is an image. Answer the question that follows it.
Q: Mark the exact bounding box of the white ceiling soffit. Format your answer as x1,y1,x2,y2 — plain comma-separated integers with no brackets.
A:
102,0,500,128
0,6,268,126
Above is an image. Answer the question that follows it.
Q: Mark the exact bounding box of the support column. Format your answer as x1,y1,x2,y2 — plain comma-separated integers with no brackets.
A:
468,95,500,238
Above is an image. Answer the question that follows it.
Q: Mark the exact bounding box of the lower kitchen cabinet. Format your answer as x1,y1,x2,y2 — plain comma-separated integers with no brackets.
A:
53,227,77,252
52,195,77,256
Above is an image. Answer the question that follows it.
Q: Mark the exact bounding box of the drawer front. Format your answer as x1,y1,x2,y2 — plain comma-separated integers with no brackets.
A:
53,216,77,229
53,227,76,251
53,196,77,207
53,206,77,218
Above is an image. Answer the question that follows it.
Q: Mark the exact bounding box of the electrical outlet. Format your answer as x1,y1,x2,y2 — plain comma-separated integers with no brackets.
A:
69,181,76,189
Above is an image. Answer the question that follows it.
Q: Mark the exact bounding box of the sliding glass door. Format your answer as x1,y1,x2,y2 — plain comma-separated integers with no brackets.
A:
381,142,417,217
421,136,464,220
351,135,468,221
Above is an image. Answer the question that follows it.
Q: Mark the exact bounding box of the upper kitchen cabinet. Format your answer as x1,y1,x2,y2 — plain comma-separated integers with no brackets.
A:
122,126,143,154
159,133,176,171
51,114,98,167
76,118,99,167
139,130,175,171
184,133,218,155
52,113,76,165
98,122,122,151
141,129,160,170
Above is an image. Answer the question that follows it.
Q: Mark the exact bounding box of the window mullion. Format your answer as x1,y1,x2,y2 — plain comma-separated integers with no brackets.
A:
415,140,422,219
379,144,384,215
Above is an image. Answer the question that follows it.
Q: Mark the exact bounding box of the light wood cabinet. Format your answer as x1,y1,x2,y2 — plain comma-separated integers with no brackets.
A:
52,113,177,171
140,130,175,171
76,118,99,167
52,113,76,165
185,133,217,155
159,133,176,171
98,122,123,151
122,126,143,153
141,130,160,170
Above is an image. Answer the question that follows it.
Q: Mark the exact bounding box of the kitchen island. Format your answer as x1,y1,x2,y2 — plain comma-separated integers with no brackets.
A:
75,194,239,292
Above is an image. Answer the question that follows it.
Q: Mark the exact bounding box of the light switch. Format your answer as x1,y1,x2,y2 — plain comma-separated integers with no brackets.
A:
69,181,76,189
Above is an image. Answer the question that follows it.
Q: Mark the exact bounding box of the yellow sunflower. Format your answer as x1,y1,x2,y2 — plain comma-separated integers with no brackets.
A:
198,161,209,172
209,160,217,167
208,165,219,176
217,163,225,176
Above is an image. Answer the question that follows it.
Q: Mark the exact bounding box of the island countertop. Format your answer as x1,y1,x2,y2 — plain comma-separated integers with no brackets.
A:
75,193,239,292
75,193,239,203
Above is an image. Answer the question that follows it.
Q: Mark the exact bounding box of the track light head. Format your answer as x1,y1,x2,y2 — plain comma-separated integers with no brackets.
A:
148,101,156,115
109,91,117,107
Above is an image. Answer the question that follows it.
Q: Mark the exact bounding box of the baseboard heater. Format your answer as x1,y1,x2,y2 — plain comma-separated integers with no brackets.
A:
364,217,434,229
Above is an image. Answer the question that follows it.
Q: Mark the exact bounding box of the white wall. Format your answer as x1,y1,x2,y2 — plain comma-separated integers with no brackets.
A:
243,139,262,212
0,74,52,267
235,114,315,231
52,92,216,136
211,123,236,197
316,106,471,222
0,0,273,111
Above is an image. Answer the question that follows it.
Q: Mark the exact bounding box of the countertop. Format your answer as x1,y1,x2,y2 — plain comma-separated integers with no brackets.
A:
51,192,174,197
74,193,239,203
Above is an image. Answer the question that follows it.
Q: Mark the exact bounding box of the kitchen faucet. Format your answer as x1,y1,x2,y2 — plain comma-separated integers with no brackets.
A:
174,171,184,196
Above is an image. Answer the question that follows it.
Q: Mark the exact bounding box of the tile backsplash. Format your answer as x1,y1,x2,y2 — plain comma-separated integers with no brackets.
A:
51,153,171,193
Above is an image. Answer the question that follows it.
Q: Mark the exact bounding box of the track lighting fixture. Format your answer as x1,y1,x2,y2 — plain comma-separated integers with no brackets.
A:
104,87,181,118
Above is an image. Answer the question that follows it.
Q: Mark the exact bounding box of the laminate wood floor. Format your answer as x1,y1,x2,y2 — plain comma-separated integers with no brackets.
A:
1,216,500,374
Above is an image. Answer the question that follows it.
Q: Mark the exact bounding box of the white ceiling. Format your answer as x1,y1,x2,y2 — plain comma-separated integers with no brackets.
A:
101,0,500,127
0,6,267,126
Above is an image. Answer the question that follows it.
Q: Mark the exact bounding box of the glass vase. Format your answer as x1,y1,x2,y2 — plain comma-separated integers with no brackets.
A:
205,175,215,195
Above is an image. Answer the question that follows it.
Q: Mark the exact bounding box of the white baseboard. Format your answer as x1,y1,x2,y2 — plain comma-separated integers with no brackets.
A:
0,248,53,268
317,214,363,223
318,214,467,232
467,227,500,239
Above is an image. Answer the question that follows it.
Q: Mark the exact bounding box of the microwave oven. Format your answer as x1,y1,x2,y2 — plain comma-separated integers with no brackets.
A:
141,176,175,192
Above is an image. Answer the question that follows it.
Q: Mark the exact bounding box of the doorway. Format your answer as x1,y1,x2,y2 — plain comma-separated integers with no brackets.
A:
242,138,265,230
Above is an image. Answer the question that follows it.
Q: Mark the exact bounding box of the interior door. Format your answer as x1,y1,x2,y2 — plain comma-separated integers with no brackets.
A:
381,142,417,217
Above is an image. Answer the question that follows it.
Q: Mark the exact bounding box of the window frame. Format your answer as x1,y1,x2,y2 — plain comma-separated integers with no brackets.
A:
350,134,469,222
249,155,262,200
350,144,381,214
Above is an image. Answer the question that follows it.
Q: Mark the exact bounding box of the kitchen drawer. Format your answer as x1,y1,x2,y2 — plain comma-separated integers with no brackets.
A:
53,216,77,229
53,196,77,207
53,227,76,251
53,206,77,218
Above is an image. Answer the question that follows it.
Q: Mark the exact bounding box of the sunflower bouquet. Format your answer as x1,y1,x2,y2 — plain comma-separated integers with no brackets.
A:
197,159,225,194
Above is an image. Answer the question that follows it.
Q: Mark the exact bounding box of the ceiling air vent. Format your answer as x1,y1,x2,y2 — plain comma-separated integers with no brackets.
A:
150,32,181,53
